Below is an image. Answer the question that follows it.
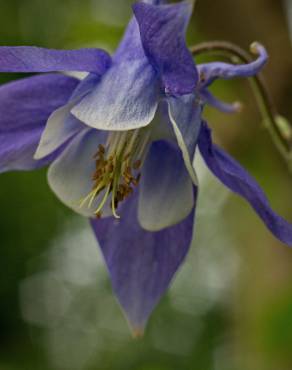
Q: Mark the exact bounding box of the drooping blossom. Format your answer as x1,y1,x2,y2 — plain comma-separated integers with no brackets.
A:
1,0,292,335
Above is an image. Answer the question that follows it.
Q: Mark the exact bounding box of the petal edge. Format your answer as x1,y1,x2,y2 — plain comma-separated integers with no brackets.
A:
91,189,196,332
198,122,292,246
0,46,111,74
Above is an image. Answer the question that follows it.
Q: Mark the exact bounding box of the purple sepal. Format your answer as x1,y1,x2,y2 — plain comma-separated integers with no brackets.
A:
0,74,79,172
198,122,292,246
0,46,111,75
133,1,197,95
114,0,167,63
91,189,196,333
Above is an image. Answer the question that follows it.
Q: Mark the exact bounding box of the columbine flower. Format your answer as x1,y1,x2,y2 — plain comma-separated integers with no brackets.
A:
1,0,292,335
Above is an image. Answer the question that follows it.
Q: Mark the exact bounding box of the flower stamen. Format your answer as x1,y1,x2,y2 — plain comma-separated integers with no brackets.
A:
79,128,150,219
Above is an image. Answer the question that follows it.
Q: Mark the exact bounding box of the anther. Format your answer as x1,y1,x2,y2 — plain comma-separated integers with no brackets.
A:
200,72,206,84
133,160,142,170
131,173,141,186
98,144,105,154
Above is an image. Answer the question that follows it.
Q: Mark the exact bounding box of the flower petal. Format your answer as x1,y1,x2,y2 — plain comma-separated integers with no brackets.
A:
72,59,160,131
34,74,101,159
47,129,112,217
198,122,292,246
0,74,79,172
150,101,176,141
34,103,84,160
71,1,168,131
0,46,111,74
133,0,197,95
113,11,149,63
167,94,202,185
198,43,268,87
114,0,167,63
91,189,196,333
138,140,194,231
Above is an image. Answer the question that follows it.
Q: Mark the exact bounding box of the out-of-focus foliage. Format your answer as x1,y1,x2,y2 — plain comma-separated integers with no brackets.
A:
1,1,292,370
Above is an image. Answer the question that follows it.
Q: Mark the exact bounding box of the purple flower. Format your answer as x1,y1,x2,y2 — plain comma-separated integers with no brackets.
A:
1,0,292,335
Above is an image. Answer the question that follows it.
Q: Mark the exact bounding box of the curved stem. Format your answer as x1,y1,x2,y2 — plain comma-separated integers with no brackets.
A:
191,41,292,162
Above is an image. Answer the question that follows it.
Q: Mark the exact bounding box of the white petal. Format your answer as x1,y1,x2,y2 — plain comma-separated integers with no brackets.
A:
167,94,201,185
71,60,160,131
48,129,111,217
138,140,194,231
34,101,84,159
35,74,101,159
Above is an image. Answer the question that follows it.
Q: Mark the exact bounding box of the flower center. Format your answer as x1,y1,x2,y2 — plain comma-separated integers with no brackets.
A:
80,128,151,219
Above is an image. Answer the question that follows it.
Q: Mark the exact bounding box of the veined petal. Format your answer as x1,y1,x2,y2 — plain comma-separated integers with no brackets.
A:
35,74,101,159
72,60,160,131
0,46,111,74
138,140,194,231
114,0,167,63
113,13,148,63
167,94,202,185
34,103,84,160
198,43,268,87
133,0,197,95
47,129,111,217
71,0,170,131
91,189,196,333
0,74,79,172
70,73,101,100
198,122,292,246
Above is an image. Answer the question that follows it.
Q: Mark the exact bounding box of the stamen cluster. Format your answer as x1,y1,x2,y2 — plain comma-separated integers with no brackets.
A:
80,129,150,219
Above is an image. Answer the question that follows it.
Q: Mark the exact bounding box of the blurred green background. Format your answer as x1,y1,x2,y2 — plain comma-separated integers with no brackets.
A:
1,0,292,369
